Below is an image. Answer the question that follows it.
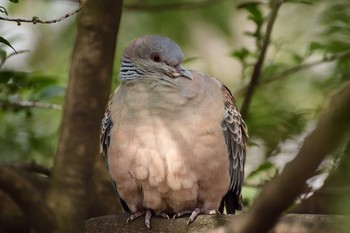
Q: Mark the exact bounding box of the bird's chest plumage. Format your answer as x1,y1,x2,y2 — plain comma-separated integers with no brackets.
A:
107,79,230,213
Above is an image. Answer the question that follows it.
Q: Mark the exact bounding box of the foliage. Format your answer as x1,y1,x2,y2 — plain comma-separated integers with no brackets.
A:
0,43,64,165
234,0,350,204
321,1,350,82
1,0,350,212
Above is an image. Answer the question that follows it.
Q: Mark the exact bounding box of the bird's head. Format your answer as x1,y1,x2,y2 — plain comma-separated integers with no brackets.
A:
120,35,192,82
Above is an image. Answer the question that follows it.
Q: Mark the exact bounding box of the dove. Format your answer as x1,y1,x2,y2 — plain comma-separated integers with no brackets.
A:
101,35,248,228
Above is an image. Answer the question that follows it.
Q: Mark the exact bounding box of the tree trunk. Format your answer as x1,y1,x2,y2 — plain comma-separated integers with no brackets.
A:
46,0,123,232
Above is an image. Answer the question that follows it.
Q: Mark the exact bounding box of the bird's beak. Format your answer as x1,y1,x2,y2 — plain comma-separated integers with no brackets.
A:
172,65,193,80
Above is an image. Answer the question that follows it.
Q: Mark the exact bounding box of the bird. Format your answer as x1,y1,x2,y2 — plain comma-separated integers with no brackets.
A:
100,35,248,228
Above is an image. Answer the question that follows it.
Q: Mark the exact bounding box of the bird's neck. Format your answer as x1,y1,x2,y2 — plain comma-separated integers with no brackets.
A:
119,78,195,116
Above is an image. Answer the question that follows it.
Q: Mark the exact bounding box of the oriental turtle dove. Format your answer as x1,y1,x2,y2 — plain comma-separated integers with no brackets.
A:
101,35,248,228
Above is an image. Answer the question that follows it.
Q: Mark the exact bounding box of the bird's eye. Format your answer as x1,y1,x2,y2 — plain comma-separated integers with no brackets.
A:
150,53,161,63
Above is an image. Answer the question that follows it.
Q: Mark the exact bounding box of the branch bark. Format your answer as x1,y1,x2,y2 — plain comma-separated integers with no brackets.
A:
46,0,123,232
85,214,350,233
0,8,81,25
290,139,350,215
0,165,55,233
240,0,283,119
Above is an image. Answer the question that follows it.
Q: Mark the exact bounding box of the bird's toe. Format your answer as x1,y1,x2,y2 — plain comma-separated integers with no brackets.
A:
144,209,152,228
126,210,147,223
126,209,154,228
186,208,220,225
157,212,170,219
172,210,193,219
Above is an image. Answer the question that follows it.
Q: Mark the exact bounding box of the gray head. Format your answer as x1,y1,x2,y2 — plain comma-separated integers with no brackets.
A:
120,35,192,81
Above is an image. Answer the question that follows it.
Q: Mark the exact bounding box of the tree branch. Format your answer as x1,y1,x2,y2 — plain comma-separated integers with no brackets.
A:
0,164,56,233
235,50,350,97
218,80,350,233
86,213,350,233
240,0,283,119
124,0,225,12
0,50,30,68
0,100,63,110
0,8,80,25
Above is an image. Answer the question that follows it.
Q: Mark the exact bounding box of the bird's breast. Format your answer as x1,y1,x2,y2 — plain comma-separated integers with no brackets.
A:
107,110,229,212
107,76,230,213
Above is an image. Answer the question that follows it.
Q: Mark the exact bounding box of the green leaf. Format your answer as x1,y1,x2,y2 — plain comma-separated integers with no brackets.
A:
0,71,13,83
0,49,7,63
244,30,262,40
8,71,29,87
231,47,250,62
291,53,304,64
247,162,275,178
9,0,19,3
237,1,263,10
239,2,264,27
0,37,17,53
28,75,57,89
263,63,283,77
309,41,324,53
0,6,8,15
35,86,65,99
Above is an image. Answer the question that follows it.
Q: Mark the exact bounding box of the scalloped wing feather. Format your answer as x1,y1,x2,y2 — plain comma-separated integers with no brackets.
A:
100,97,132,213
220,84,248,214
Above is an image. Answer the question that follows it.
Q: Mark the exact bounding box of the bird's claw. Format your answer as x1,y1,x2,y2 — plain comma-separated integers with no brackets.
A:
126,210,146,223
157,212,170,219
126,210,170,228
126,209,152,228
127,208,219,227
173,208,219,225
145,209,152,228
173,210,192,219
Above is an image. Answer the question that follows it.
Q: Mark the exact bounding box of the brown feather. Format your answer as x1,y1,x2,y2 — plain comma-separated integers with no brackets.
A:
220,84,248,213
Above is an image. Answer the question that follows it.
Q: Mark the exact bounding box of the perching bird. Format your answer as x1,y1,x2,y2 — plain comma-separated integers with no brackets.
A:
101,35,248,228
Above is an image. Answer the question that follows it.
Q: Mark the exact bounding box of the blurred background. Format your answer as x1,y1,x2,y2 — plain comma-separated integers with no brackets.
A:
1,0,350,216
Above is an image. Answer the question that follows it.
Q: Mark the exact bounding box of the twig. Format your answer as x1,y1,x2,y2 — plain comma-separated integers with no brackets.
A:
124,0,225,11
240,0,284,119
5,50,30,60
0,100,63,110
235,50,350,97
0,8,81,25
267,50,350,83
0,50,30,68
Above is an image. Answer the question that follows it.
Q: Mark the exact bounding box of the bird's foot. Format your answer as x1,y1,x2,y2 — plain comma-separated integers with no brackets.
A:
172,210,193,219
173,208,220,225
157,212,170,219
126,210,170,228
126,209,153,228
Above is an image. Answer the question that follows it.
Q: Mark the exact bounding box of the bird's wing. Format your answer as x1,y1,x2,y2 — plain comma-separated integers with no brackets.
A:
219,84,248,214
100,95,131,212
100,99,113,166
